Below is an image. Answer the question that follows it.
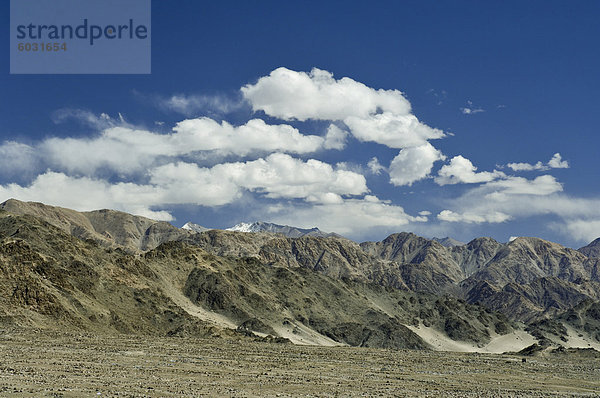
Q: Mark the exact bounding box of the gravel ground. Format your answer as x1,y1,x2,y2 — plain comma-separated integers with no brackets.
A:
0,331,599,397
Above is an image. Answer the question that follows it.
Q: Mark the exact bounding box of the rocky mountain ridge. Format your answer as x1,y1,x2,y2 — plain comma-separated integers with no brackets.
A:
1,199,599,351
432,237,466,247
579,238,600,258
225,221,335,238
0,205,519,350
0,199,189,251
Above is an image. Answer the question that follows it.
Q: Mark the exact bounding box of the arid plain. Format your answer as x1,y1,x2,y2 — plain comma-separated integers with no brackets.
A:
1,330,599,397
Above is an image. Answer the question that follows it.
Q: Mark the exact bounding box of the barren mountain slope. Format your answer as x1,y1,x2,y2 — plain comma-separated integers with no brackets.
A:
0,209,521,350
579,238,600,258
0,199,188,251
3,199,600,335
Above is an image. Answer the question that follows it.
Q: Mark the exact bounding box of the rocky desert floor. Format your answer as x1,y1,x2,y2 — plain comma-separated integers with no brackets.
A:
0,330,599,397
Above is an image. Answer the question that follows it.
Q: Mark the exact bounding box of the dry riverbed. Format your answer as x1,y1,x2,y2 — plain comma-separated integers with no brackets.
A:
0,331,599,397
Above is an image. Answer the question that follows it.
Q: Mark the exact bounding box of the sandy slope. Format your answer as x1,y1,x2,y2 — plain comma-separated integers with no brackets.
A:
407,324,537,353
560,325,600,350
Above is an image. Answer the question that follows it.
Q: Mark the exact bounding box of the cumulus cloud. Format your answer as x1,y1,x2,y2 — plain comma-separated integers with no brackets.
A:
507,153,569,171
242,67,447,186
507,161,547,171
242,67,411,121
12,118,340,176
389,143,445,186
435,155,505,185
159,153,368,202
323,124,348,150
547,153,569,169
344,112,445,149
41,128,159,175
172,118,327,156
242,67,444,150
0,154,368,221
432,155,585,241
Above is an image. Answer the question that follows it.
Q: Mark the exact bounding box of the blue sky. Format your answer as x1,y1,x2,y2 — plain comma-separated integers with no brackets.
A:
1,0,599,247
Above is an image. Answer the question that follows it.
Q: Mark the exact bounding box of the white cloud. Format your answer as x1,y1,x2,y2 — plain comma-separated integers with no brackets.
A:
19,118,336,176
344,112,445,149
335,161,365,175
437,175,564,222
0,141,38,177
159,94,244,116
437,209,511,224
507,152,569,172
51,109,128,130
242,67,444,151
547,153,569,169
323,124,348,150
0,172,173,221
447,190,600,224
41,128,159,175
461,108,485,115
389,143,445,186
460,101,485,115
561,219,600,243
148,154,368,207
483,175,563,197
435,155,505,185
5,67,589,244
242,67,446,189
367,157,385,175
431,173,600,242
0,153,369,221
172,118,327,156
214,153,368,201
506,161,547,171
242,67,411,121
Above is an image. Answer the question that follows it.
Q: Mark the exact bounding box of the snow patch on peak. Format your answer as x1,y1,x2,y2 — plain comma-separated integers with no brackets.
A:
182,222,208,233
227,222,262,233
225,221,335,238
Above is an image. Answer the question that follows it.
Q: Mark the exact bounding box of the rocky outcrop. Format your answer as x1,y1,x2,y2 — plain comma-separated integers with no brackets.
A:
579,238,600,258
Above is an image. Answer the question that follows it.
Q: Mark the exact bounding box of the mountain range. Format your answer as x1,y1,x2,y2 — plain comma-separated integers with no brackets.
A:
226,221,336,238
1,198,599,352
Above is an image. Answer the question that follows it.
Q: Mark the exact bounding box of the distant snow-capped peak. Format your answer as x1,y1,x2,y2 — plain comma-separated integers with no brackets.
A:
182,222,208,232
226,221,335,238
226,222,262,233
